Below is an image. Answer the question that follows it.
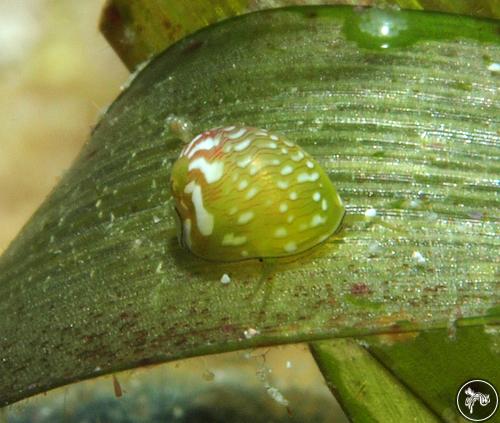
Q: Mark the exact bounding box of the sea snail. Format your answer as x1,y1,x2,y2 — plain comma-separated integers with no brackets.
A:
170,126,345,261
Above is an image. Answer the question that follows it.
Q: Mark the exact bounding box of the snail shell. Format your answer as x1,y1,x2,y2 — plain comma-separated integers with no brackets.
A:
170,126,344,261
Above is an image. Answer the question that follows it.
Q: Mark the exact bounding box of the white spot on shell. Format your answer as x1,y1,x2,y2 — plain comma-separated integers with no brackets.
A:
280,165,293,175
297,172,319,183
274,227,287,238
229,206,238,215
245,187,258,199
241,250,249,257
186,136,220,158
291,151,304,161
289,192,298,200
237,156,252,168
312,192,321,202
238,180,249,191
184,182,214,236
287,215,294,223
279,202,288,213
284,242,297,252
249,165,258,175
299,223,308,231
321,199,328,211
306,160,314,169
270,135,279,141
266,142,278,149
191,133,203,144
310,214,326,227
234,138,252,151
237,211,254,224
228,128,247,139
222,233,247,246
277,181,289,190
188,157,224,184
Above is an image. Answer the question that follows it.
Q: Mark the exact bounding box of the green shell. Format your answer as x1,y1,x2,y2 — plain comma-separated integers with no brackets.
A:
170,127,345,261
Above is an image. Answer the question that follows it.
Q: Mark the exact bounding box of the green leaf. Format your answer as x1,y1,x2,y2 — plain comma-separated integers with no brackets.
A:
310,339,441,422
360,325,500,421
100,0,500,69
0,6,498,407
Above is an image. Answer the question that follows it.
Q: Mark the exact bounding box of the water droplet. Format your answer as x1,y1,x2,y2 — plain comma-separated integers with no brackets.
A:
344,8,410,50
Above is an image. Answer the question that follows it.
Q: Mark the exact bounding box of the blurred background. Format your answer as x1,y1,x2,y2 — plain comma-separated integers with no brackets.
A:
0,1,347,421
0,0,128,253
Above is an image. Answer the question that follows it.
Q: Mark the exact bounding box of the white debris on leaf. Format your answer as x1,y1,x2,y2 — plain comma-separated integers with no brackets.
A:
364,208,377,218
409,199,422,208
367,241,383,257
487,62,500,73
244,328,260,339
220,273,231,284
412,251,426,265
